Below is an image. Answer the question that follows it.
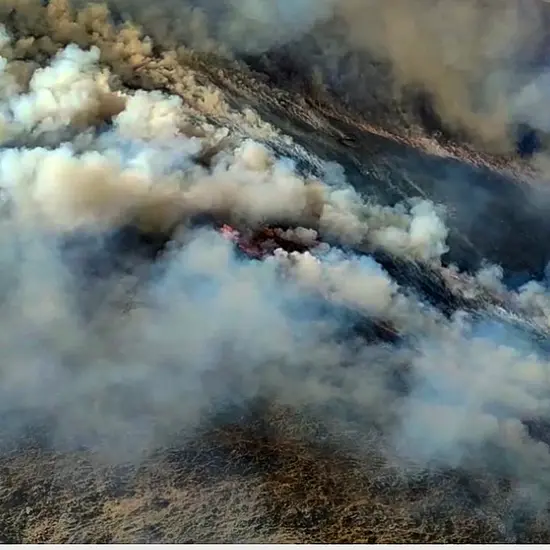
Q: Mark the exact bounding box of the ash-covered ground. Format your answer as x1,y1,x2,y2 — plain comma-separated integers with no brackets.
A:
4,0,550,543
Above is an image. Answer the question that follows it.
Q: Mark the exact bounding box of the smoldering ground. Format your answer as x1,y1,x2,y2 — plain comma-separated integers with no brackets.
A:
3,0,550,544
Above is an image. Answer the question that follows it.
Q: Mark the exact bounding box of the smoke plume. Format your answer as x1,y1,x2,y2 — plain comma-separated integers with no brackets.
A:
2,0,550,542
72,0,550,150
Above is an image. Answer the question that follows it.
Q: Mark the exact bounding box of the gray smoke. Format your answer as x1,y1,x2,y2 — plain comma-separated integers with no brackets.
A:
2,3,550,531
86,0,550,150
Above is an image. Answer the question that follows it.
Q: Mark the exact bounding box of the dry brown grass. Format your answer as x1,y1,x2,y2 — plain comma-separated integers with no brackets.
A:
2,403,548,543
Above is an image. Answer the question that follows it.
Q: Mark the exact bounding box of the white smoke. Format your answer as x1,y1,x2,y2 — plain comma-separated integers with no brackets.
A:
1,24,550,522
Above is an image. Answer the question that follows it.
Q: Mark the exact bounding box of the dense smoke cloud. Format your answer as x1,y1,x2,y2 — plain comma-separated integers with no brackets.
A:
330,0,548,149
81,0,550,150
3,1,550,540
3,0,550,149
0,29,452,459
